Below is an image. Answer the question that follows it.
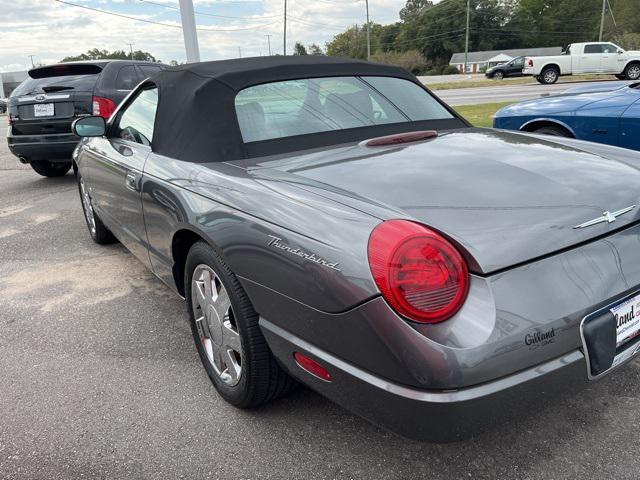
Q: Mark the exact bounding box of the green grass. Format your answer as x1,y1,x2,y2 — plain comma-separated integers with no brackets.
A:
427,74,618,91
453,101,515,128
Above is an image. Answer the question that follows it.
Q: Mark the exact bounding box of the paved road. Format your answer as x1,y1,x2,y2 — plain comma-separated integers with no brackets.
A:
434,80,629,106
3,116,640,479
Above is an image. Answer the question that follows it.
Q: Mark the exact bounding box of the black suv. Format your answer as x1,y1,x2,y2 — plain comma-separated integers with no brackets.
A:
7,60,164,177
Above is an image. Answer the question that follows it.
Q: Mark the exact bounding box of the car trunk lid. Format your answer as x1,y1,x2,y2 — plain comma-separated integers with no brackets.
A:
241,128,640,274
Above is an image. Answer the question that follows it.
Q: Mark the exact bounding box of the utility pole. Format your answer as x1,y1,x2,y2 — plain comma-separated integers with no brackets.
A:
464,0,470,73
283,0,287,56
265,34,272,56
127,43,134,60
179,0,201,63
599,0,606,41
28,55,36,68
365,0,371,61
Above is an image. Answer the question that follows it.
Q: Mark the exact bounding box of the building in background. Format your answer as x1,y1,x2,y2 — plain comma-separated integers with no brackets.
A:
449,47,563,73
1,71,28,98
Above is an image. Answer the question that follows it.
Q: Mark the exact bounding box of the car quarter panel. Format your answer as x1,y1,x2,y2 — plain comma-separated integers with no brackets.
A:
249,221,640,390
141,153,381,313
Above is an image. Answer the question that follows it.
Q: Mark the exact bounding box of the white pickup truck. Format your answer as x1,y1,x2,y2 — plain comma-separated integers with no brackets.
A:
523,42,640,84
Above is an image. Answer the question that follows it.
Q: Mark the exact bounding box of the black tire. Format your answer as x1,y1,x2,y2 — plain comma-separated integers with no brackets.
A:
532,125,572,137
535,75,544,84
493,70,504,80
30,161,71,177
540,67,559,84
185,241,296,408
77,173,116,244
624,63,640,81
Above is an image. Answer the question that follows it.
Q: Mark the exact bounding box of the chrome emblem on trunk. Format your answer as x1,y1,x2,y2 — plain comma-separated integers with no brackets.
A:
35,94,46,102
573,205,636,229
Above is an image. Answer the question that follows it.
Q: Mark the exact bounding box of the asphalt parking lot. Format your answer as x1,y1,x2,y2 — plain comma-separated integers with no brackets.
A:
2,114,640,480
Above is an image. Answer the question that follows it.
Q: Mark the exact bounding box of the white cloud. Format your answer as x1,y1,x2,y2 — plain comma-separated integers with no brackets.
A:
0,0,402,72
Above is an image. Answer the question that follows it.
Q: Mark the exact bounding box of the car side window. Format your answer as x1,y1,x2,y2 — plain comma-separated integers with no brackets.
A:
115,65,141,91
602,44,618,54
138,65,162,79
113,87,158,146
513,57,524,67
584,44,603,54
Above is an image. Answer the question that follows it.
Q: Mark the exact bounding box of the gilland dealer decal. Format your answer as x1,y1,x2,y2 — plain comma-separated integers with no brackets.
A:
612,296,640,345
267,235,341,272
525,328,556,350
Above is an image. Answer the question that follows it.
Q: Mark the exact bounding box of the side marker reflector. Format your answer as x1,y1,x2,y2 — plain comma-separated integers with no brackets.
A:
294,352,332,382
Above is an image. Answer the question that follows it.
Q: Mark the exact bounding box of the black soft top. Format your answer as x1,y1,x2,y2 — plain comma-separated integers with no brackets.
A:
147,56,466,162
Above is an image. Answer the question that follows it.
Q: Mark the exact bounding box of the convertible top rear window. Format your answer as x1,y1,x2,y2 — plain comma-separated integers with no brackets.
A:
235,76,453,143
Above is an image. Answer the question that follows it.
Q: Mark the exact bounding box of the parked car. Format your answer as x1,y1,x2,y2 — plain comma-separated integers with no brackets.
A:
0,97,7,113
7,60,164,177
524,42,640,84
73,57,640,441
484,56,525,79
493,81,640,149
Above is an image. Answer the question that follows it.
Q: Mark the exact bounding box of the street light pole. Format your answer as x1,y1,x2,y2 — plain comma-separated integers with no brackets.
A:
28,55,36,68
127,43,134,60
178,0,201,63
365,0,371,61
283,0,287,56
599,0,606,41
464,0,470,73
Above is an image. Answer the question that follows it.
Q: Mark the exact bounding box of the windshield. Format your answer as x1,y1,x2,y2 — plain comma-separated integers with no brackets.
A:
11,74,99,97
235,76,453,143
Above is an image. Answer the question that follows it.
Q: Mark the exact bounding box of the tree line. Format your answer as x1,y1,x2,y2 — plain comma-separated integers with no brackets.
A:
318,0,640,74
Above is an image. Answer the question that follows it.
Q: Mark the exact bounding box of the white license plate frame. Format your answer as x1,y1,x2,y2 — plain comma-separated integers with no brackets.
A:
580,290,640,380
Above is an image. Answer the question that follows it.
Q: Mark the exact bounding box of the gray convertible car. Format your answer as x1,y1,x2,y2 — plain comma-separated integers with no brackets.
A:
72,57,640,441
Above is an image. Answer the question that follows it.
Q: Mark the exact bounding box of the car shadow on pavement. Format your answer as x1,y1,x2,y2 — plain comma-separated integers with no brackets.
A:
231,357,637,477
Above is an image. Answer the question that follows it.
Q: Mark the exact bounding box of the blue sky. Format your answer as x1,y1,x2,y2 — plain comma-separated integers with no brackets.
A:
0,0,404,71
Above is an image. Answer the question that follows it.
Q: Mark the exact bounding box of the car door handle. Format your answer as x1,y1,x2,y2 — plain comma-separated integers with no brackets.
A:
125,171,138,192
118,145,134,157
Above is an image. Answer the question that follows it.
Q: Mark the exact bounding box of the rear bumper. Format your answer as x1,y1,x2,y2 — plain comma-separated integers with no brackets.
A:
7,128,78,162
261,318,588,442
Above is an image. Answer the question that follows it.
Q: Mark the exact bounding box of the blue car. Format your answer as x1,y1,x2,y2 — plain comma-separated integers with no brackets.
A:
493,81,640,150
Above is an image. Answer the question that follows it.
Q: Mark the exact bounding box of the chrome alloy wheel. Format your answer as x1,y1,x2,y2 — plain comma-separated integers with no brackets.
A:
191,265,242,386
543,69,558,83
627,65,640,80
79,177,96,235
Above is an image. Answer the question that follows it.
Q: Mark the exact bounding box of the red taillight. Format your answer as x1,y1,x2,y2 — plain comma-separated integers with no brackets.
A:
92,96,116,119
294,352,332,381
368,220,469,324
527,58,533,67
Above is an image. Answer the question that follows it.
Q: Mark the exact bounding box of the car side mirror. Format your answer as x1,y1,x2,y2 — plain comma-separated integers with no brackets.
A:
618,50,624,54
73,116,106,137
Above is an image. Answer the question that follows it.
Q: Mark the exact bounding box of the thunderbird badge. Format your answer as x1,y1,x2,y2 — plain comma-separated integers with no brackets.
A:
573,205,636,229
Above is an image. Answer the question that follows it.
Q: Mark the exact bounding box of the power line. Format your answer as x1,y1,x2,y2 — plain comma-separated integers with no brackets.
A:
287,16,349,30
54,0,280,32
376,29,466,47
138,0,282,20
